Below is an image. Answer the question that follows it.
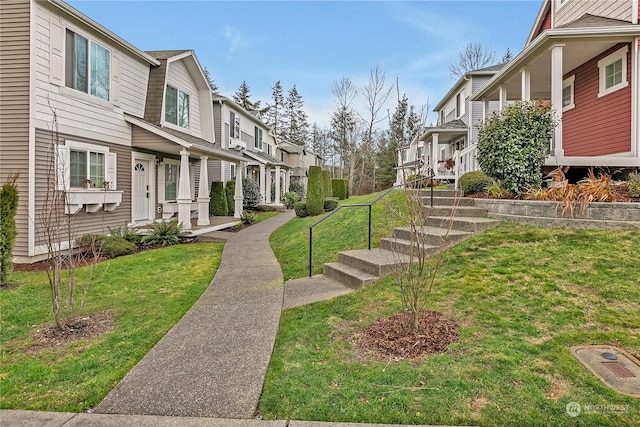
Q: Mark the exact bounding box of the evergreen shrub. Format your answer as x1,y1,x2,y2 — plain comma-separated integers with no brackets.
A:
322,170,333,198
283,192,298,209
331,179,348,200
242,176,262,210
477,100,557,193
294,201,308,218
225,180,235,216
0,176,19,284
289,180,305,200
209,181,228,216
627,173,640,198
323,197,339,212
459,171,494,195
306,166,325,216
78,234,135,258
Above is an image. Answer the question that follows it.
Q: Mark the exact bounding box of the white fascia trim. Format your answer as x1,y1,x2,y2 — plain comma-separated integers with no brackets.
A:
28,1,37,257
597,45,629,98
633,0,638,25
526,0,551,45
546,154,640,167
562,75,575,111
47,0,159,65
471,26,640,102
633,37,639,156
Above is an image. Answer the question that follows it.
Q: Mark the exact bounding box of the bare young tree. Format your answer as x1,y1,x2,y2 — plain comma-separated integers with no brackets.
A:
42,101,104,330
329,76,359,183
357,65,392,193
449,42,496,80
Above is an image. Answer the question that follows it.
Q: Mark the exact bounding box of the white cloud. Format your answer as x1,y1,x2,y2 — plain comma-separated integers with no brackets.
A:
224,26,249,54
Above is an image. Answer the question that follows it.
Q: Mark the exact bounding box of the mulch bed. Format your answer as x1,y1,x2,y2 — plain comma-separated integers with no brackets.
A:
356,311,459,361
29,311,114,353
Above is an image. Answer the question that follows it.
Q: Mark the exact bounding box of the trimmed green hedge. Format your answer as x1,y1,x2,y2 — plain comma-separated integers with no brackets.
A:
459,171,494,195
225,180,235,216
331,178,348,200
209,181,228,216
323,197,338,212
322,170,332,198
0,176,19,284
294,201,308,218
307,166,324,216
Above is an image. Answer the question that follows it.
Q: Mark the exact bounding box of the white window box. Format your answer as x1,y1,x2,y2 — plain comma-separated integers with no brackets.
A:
65,188,123,214
229,138,246,150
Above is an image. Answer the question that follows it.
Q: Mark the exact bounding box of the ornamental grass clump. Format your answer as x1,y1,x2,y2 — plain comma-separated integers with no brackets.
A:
142,220,188,246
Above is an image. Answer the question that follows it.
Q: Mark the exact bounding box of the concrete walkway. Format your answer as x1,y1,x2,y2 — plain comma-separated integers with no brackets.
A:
95,211,296,418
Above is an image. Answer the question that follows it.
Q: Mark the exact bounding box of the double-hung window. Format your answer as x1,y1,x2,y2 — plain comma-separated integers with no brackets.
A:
65,29,110,100
229,111,240,139
165,85,189,128
254,127,263,150
57,141,116,191
597,46,628,98
562,76,575,111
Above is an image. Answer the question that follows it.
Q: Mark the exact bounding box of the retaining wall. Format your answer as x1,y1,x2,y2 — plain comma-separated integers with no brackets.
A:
473,199,640,229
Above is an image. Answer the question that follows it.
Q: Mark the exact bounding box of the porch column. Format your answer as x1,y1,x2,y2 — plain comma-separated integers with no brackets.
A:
482,99,490,119
274,165,281,204
177,149,192,230
259,164,266,200
234,161,244,218
499,86,508,110
521,68,531,101
265,167,272,203
550,43,565,157
431,133,439,177
196,156,210,226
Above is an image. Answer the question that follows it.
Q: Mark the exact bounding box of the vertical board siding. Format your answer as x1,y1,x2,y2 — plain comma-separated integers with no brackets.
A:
33,129,132,249
555,0,632,27
0,0,31,257
563,44,632,156
166,60,202,138
34,3,149,145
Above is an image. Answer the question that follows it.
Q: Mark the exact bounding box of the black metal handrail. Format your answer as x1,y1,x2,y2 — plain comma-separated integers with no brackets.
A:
308,169,435,277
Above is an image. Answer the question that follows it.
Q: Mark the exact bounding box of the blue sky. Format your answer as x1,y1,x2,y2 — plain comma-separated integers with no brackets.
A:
68,0,543,127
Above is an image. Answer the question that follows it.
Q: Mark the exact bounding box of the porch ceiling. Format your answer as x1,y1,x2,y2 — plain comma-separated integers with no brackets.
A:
472,27,640,102
420,129,467,144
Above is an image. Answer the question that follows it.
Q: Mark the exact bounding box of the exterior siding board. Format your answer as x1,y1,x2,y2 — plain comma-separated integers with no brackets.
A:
33,3,147,146
563,44,632,156
166,60,202,138
33,129,132,248
0,0,31,257
554,0,632,28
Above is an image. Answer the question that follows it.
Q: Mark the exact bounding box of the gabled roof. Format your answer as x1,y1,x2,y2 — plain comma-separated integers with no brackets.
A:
558,13,634,29
144,50,212,125
428,119,467,131
278,142,304,154
243,149,287,167
434,63,506,111
213,95,271,129
526,0,551,46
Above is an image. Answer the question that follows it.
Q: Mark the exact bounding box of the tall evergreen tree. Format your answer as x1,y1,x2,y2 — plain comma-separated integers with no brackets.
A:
203,67,219,92
265,81,285,142
284,85,309,146
233,81,264,114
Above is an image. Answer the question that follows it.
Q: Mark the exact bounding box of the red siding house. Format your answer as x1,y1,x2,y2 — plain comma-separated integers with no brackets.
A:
471,0,640,169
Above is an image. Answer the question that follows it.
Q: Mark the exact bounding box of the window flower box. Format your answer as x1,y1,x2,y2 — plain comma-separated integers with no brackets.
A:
65,188,123,214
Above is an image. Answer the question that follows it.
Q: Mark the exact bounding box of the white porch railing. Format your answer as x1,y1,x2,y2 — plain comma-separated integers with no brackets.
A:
453,144,479,190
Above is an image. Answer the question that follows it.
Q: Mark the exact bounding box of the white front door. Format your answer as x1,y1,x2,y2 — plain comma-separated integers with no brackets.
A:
133,159,150,221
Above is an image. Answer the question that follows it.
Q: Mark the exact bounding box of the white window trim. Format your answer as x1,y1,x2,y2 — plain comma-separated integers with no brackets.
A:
562,75,575,111
63,140,114,189
556,0,568,11
158,159,180,203
65,28,112,101
163,85,191,130
597,46,628,98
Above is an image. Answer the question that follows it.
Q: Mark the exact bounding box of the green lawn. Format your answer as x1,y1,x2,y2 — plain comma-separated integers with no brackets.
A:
260,223,640,426
0,242,223,412
270,190,410,279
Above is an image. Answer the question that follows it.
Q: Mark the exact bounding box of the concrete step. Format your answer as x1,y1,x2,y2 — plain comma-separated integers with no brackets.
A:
417,189,462,198
427,216,501,233
421,196,476,207
323,262,379,289
337,248,411,278
391,226,472,246
423,205,489,218
379,237,442,256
